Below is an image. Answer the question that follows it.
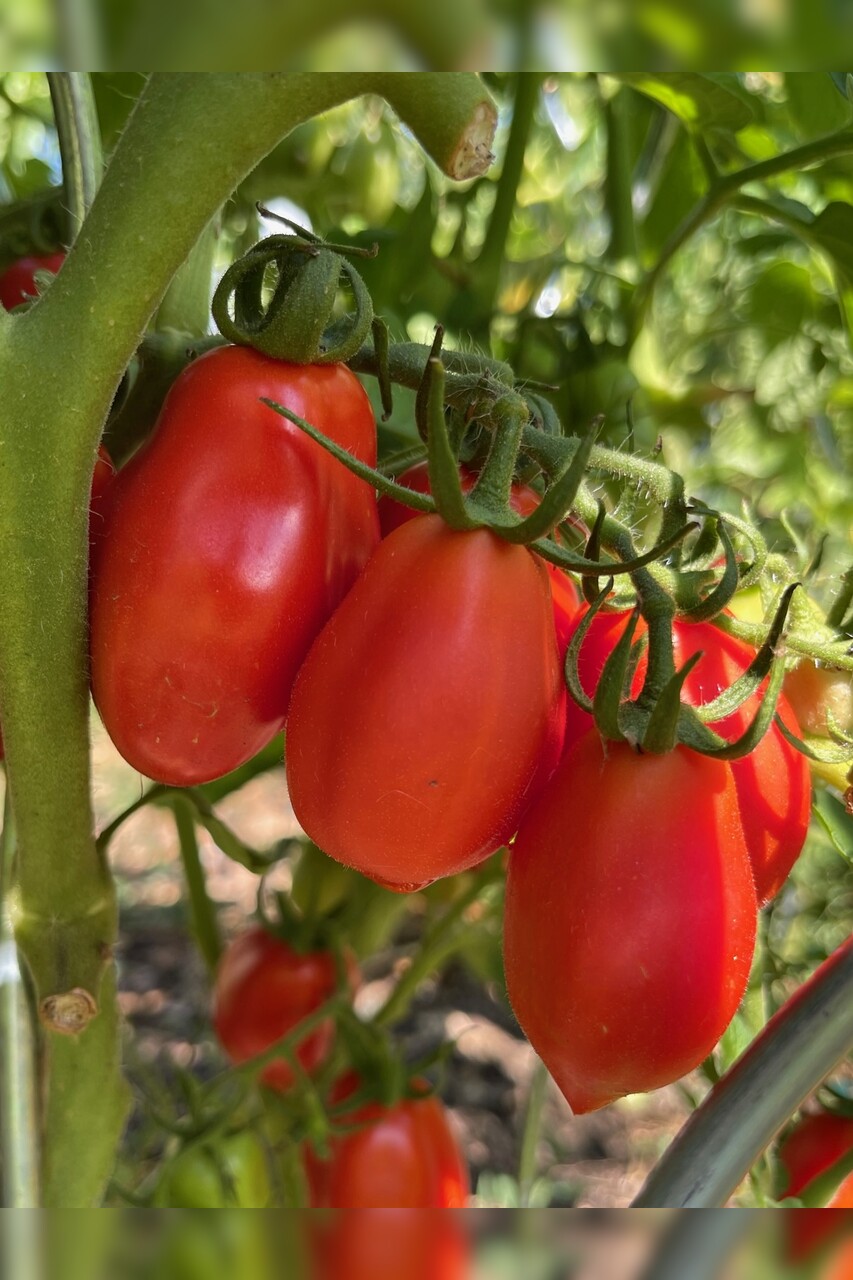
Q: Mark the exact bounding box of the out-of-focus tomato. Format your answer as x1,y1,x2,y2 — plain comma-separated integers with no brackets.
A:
504,731,756,1114
779,1110,853,1201
90,345,379,785
213,926,348,1092
286,514,565,888
306,1075,469,1208
154,1129,272,1207
311,1211,471,1280
0,252,64,309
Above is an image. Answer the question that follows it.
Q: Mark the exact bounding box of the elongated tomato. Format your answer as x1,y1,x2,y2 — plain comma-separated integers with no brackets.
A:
504,732,757,1113
90,345,379,785
286,514,564,888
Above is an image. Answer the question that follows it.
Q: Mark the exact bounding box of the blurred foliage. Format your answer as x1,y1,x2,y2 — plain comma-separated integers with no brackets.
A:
4,2,853,71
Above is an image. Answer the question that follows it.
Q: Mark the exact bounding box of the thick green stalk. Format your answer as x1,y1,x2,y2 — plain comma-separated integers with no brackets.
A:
633,935,853,1207
460,72,541,332
0,789,39,1209
0,71,495,1207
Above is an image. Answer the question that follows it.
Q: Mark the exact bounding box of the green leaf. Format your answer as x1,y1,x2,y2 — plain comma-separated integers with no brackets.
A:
809,202,853,286
747,262,816,349
611,73,755,133
813,788,853,863
640,128,706,259
785,73,852,140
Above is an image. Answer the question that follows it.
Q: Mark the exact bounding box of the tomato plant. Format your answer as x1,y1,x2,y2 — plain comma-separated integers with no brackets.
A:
90,345,379,785
213,925,347,1091
286,513,565,888
2,69,853,1226
504,731,757,1113
0,252,64,309
306,1075,469,1207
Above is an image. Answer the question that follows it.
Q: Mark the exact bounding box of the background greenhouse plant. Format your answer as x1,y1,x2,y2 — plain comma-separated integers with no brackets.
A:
0,71,850,1227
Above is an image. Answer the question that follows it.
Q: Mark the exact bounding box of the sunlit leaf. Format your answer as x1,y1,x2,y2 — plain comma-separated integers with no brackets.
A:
611,72,756,132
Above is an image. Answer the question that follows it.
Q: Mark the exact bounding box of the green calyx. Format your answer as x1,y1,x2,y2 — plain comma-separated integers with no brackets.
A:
211,223,374,364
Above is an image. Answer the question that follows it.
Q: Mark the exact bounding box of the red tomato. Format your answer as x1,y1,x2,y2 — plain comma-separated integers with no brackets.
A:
90,345,379,785
213,926,346,1092
672,619,811,905
560,607,811,903
311,1211,472,1280
306,1075,469,1208
378,461,580,657
779,1111,853,1201
788,1203,853,1265
504,731,757,1114
0,252,64,309
286,513,565,888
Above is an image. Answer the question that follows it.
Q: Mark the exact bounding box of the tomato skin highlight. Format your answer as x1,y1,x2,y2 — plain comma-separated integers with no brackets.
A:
504,732,757,1114
286,513,565,888
212,926,343,1092
377,460,581,655
90,345,379,785
0,252,64,309
306,1076,469,1208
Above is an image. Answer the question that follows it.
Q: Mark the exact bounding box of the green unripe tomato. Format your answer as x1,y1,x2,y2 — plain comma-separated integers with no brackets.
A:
157,1211,274,1280
155,1130,272,1208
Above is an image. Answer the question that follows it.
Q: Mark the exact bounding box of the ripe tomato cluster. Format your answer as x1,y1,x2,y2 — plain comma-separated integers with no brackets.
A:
211,925,469,1209
86,341,815,1127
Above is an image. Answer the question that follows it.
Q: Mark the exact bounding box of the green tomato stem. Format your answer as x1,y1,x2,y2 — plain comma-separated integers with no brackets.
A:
46,73,103,241
173,797,222,975
374,860,504,1029
517,1058,549,1207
